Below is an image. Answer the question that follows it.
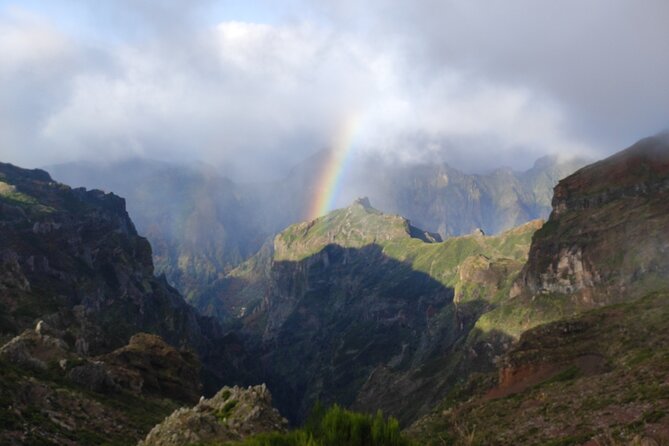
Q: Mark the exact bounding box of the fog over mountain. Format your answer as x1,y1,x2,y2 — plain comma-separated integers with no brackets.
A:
1,0,668,181
3,2,669,444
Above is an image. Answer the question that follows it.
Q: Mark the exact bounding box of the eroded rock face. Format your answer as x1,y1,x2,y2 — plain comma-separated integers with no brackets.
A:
139,384,288,446
516,134,669,303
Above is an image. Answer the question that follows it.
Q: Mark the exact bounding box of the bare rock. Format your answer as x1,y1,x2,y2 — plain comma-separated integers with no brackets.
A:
139,384,288,446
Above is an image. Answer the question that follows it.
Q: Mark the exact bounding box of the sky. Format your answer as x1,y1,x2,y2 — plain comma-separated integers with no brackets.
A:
1,0,668,179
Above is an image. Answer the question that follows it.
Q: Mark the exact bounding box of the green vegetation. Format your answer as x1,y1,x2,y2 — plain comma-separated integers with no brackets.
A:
224,404,414,446
217,399,238,421
411,291,669,445
475,292,579,338
274,202,410,262
274,201,539,298
0,180,54,213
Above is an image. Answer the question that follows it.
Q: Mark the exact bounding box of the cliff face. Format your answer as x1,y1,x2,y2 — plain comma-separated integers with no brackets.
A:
0,162,265,444
47,159,267,304
0,162,222,357
516,134,669,303
409,135,669,445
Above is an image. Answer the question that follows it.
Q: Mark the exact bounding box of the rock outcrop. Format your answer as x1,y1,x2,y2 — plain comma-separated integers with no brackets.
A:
0,321,191,445
139,384,288,446
516,133,669,303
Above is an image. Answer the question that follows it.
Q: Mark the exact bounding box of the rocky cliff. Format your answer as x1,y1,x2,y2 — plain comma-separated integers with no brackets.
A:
409,134,669,445
517,134,669,303
0,162,254,444
0,320,197,445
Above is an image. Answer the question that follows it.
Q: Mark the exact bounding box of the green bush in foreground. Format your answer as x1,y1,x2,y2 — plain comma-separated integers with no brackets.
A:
230,404,414,446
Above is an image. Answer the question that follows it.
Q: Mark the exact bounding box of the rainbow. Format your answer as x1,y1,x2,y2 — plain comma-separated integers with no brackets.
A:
306,114,361,221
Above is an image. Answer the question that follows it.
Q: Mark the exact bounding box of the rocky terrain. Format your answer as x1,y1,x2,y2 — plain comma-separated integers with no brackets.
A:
140,384,288,446
475,134,669,339
0,162,253,444
408,134,669,444
199,197,540,424
519,134,669,302
2,134,667,445
410,290,669,445
0,321,194,444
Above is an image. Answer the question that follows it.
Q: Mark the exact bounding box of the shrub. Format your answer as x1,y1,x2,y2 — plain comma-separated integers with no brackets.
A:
230,403,413,446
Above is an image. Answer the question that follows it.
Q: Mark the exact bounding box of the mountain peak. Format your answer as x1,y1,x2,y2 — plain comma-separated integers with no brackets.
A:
353,196,373,210
274,202,439,261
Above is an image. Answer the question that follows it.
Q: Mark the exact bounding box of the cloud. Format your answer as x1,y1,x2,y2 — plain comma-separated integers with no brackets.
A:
0,1,667,178
309,0,669,152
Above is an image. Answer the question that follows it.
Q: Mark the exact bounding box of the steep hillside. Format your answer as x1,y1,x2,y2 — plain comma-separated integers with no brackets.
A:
519,134,669,301
203,199,539,424
0,162,253,444
48,159,267,302
409,135,669,444
476,134,669,338
410,291,669,445
0,326,193,445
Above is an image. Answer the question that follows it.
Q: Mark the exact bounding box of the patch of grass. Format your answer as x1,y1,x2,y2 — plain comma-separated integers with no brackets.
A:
625,348,653,367
216,399,238,421
543,433,592,446
222,404,414,446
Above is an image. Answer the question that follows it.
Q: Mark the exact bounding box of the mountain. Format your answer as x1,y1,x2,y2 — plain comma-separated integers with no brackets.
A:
476,133,669,338
0,162,250,444
409,133,669,444
47,154,585,308
47,159,268,302
360,154,587,237
199,198,540,423
10,133,668,445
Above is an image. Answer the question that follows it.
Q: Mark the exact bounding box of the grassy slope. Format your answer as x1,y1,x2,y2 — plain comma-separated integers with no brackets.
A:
274,202,540,299
409,291,669,445
203,202,540,335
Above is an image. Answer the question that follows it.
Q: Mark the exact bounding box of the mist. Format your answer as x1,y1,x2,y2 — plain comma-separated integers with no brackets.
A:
1,1,668,180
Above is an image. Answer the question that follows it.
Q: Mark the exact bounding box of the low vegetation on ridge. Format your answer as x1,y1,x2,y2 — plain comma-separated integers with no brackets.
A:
226,404,414,446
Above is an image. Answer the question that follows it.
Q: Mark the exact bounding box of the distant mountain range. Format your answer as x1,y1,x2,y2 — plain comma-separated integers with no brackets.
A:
1,134,668,444
48,153,586,303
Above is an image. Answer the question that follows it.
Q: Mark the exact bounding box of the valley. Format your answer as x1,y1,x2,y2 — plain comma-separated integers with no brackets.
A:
0,134,668,445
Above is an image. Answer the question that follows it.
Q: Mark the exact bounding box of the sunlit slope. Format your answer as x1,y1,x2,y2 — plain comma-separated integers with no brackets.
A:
199,197,540,424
